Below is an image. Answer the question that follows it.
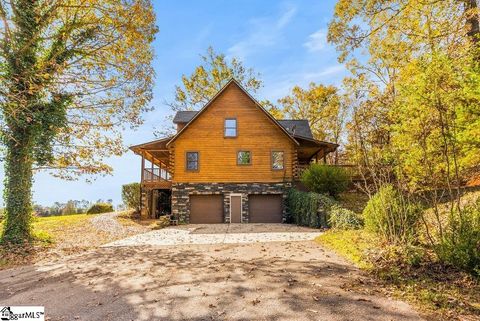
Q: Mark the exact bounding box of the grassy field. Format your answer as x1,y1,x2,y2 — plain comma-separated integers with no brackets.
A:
317,190,480,321
0,212,155,270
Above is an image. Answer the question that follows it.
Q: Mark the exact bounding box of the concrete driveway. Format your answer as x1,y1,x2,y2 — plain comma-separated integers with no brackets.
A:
0,225,423,321
104,223,323,247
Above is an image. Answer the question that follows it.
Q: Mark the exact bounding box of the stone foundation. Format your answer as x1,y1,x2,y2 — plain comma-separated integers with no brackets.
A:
171,182,291,223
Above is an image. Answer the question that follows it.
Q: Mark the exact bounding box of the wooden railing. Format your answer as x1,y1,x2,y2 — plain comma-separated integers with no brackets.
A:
143,168,171,182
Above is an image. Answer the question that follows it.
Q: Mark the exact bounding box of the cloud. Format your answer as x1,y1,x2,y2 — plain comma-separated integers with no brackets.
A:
303,28,328,52
227,4,297,60
302,64,345,80
263,64,346,100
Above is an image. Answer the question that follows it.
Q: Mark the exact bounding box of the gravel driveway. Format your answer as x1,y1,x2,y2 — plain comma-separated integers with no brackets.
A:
104,224,323,247
0,224,423,321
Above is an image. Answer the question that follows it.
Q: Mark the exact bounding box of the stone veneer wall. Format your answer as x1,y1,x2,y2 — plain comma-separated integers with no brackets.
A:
171,182,292,223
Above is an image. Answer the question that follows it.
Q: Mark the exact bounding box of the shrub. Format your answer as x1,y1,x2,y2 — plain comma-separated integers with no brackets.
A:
301,164,349,198
287,189,360,229
363,184,421,244
328,205,362,230
86,202,113,214
437,199,480,276
287,189,333,228
121,183,141,212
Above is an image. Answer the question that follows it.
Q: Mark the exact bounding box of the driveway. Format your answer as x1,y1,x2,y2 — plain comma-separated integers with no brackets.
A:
104,223,323,247
0,225,423,321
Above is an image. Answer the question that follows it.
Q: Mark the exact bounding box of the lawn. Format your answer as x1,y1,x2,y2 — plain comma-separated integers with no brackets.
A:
0,212,155,270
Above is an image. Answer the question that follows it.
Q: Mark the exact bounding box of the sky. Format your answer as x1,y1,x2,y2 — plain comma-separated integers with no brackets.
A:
0,0,348,207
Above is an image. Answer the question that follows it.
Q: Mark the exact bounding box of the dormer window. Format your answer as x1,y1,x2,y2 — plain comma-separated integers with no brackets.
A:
224,118,237,137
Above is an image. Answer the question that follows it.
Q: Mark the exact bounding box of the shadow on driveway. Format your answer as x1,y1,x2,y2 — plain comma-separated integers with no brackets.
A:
0,241,424,321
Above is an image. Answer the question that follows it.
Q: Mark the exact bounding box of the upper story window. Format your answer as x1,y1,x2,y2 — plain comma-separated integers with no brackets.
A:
237,151,251,165
271,151,284,170
186,151,199,171
224,118,237,137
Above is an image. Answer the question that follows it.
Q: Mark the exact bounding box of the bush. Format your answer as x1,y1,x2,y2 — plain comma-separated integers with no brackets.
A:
287,189,360,229
363,184,421,244
437,199,480,276
287,189,333,228
121,183,141,212
86,202,113,214
328,205,362,230
301,164,349,198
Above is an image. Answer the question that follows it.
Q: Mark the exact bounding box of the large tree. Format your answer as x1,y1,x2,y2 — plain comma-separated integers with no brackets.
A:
0,0,157,243
277,83,346,145
329,0,480,247
157,46,262,136
170,47,262,111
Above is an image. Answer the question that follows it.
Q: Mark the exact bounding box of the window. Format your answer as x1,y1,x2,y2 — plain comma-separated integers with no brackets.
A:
186,152,199,171
224,118,237,137
237,151,251,165
271,151,284,170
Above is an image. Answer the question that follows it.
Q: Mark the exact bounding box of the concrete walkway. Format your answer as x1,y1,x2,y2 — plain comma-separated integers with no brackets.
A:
103,223,323,247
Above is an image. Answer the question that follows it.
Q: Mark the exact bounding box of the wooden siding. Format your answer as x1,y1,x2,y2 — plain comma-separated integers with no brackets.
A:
172,82,295,183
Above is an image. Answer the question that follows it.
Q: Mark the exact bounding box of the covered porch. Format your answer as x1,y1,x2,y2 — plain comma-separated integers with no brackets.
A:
130,137,173,218
294,135,339,179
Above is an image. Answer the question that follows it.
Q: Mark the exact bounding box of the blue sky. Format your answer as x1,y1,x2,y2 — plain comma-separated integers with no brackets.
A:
0,0,348,206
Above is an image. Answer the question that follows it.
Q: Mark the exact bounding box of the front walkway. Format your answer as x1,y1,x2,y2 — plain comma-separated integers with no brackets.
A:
104,223,323,247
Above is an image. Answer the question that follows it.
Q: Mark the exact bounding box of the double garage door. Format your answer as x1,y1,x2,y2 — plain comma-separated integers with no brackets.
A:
189,194,283,224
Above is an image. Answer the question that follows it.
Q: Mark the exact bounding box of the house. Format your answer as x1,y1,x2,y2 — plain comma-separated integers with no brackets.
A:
130,79,338,223
1,307,12,321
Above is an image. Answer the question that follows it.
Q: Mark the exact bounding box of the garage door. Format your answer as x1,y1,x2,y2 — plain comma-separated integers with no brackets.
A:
189,195,224,224
248,194,283,223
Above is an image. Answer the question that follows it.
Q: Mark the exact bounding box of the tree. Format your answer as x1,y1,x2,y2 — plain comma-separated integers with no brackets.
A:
157,47,262,136
0,1,157,243
277,83,346,143
122,183,141,213
329,0,480,252
172,46,262,111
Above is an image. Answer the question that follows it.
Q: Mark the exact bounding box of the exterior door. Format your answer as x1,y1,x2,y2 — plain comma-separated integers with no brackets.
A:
230,194,242,223
189,195,224,223
248,194,283,223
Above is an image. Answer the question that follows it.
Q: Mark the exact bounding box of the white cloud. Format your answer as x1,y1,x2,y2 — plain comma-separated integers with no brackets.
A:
303,28,328,52
227,4,297,60
262,64,346,100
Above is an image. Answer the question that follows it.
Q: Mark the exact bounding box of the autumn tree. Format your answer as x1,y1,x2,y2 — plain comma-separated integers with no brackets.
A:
171,46,262,111
277,83,346,143
329,0,480,250
0,0,157,243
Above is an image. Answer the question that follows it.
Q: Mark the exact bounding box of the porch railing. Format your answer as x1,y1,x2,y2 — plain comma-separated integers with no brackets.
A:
143,168,171,182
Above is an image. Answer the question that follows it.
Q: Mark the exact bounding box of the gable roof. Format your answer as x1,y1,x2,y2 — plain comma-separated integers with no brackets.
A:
172,111,315,140
277,120,313,139
166,78,299,146
173,110,198,123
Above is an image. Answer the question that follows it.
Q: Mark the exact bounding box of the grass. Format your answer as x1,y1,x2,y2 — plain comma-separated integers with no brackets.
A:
316,229,376,269
0,212,154,270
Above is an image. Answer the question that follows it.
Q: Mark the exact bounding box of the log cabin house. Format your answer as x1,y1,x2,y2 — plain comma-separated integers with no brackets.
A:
130,79,338,223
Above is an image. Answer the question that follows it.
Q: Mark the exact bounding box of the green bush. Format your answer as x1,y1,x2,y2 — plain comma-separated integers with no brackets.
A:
437,199,480,276
363,184,421,244
287,189,361,229
301,164,349,198
328,205,362,230
287,189,332,228
86,202,113,214
121,183,141,212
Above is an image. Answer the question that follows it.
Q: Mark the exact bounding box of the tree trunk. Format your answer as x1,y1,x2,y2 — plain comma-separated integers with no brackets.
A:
2,131,34,244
